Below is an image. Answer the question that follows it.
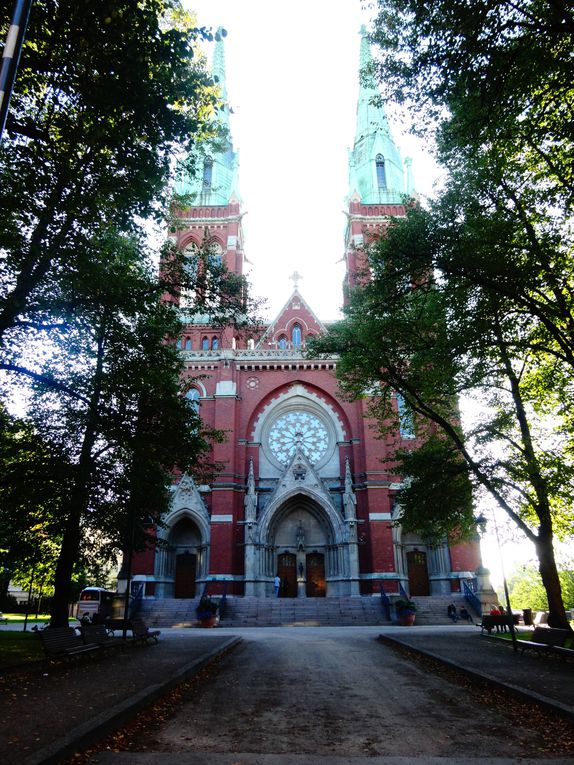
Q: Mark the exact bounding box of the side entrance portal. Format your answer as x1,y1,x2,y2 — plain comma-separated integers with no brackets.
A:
175,552,197,599
407,550,430,596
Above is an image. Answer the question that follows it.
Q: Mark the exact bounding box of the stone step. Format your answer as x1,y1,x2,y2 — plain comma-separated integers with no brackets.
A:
138,593,477,627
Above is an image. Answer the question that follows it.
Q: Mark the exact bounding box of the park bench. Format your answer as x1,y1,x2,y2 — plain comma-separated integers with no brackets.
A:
515,627,572,657
104,617,160,643
38,626,101,661
480,614,519,634
80,623,122,650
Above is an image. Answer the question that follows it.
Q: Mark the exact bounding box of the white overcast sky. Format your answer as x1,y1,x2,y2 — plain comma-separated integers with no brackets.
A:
186,0,441,322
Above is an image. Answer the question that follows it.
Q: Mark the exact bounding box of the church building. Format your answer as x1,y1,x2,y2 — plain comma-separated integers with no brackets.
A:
129,30,480,604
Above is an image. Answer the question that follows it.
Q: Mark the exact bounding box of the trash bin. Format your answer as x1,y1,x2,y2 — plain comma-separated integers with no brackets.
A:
523,608,533,626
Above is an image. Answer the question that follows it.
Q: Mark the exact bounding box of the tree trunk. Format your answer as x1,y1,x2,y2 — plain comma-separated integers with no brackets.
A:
535,532,570,629
50,504,83,627
49,318,107,627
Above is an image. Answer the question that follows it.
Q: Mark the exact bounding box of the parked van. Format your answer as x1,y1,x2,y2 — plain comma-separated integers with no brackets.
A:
76,587,117,621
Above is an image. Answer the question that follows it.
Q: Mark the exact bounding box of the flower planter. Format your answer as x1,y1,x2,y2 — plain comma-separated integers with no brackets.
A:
197,612,219,628
398,611,416,626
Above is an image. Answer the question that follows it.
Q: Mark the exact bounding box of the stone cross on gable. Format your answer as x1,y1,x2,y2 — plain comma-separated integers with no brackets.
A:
289,271,303,290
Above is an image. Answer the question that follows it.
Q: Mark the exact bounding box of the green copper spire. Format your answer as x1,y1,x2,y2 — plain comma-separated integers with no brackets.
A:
175,29,240,206
348,27,408,204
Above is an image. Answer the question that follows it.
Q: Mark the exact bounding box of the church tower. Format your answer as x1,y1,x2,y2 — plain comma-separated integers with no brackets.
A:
344,27,414,298
128,30,482,610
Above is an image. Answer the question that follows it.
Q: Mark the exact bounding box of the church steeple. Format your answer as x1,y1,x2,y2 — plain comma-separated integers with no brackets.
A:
175,30,240,206
348,27,410,204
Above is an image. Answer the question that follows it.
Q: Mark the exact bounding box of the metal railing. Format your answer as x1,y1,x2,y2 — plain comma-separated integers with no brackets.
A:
379,582,391,621
463,579,482,617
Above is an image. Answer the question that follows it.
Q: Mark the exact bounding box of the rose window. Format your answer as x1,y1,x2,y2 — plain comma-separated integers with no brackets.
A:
268,411,329,465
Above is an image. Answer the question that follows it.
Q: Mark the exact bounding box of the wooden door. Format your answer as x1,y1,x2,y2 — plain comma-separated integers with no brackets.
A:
175,552,196,598
278,553,297,598
407,550,430,596
306,552,326,597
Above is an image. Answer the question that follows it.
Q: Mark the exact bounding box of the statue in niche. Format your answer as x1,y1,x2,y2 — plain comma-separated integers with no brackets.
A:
343,457,357,520
244,458,257,523
293,462,306,481
296,520,305,550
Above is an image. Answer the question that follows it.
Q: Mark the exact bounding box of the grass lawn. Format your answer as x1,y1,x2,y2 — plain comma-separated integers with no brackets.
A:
2,613,51,623
495,628,574,649
0,631,43,669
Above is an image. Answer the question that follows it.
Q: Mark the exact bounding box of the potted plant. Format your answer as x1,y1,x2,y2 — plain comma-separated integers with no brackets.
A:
395,598,417,626
196,595,220,627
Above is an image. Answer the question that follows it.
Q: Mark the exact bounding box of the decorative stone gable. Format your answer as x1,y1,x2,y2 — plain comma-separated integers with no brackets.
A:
171,474,210,526
267,447,336,512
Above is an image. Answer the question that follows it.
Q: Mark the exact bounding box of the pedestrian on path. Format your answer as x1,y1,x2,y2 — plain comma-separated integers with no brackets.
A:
274,574,281,597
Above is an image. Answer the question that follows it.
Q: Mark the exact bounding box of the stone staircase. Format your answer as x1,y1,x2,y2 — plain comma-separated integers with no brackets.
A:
220,596,388,627
139,597,203,628
139,593,478,628
410,595,474,626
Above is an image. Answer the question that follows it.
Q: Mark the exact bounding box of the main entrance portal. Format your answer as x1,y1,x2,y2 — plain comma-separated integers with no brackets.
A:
266,493,334,598
278,552,297,597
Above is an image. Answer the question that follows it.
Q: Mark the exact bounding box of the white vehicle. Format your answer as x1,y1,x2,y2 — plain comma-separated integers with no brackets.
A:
76,587,117,621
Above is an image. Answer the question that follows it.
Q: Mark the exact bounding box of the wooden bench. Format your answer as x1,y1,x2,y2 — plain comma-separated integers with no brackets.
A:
80,624,122,649
130,618,161,644
38,626,101,660
480,614,519,634
515,627,572,657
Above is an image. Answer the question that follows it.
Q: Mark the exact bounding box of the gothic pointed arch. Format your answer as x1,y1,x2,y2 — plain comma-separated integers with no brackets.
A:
257,449,344,545
248,382,351,479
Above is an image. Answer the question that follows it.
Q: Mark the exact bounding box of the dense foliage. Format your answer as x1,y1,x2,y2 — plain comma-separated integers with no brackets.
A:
312,1,574,628
0,2,252,625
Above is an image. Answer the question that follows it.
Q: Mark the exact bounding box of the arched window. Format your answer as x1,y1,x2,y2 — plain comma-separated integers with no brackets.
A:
186,388,200,413
376,154,387,189
397,393,415,439
201,336,209,350
175,338,182,349
278,335,287,349
202,157,213,188
291,323,302,347
184,338,192,350
211,336,219,350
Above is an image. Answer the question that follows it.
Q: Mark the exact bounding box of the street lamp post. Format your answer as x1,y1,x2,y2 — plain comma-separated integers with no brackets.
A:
0,0,33,141
476,511,518,653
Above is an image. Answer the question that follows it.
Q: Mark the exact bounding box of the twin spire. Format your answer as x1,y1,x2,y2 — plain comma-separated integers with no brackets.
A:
348,27,414,204
177,27,413,208
174,29,239,205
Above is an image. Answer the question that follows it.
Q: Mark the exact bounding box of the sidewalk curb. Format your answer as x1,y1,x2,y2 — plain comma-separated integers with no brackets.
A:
377,634,574,724
26,636,241,765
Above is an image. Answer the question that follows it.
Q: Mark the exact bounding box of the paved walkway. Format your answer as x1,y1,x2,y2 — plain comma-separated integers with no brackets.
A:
378,627,574,718
0,624,572,764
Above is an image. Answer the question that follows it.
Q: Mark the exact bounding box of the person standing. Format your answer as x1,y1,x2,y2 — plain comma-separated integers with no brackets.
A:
274,574,281,598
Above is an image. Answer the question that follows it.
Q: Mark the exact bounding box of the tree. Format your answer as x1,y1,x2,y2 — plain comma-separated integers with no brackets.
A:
320,0,574,628
0,407,68,606
508,563,574,612
27,228,250,627
310,203,573,629
0,2,257,626
0,0,219,364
